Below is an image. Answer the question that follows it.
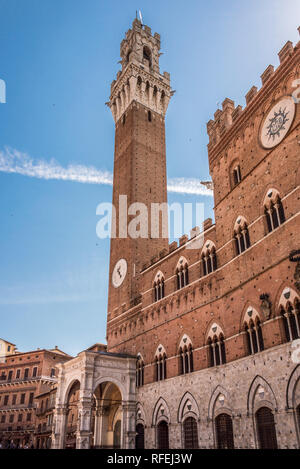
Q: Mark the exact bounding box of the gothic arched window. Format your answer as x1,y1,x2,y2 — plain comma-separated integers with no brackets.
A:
136,356,144,388
215,414,234,449
207,327,226,367
256,407,278,449
179,343,193,375
153,272,165,302
244,312,264,356
281,302,300,343
264,189,285,233
234,217,251,256
201,241,217,276
136,423,145,449
157,421,169,449
136,76,142,96
183,417,199,449
229,160,242,189
176,258,189,290
143,46,152,67
233,164,242,186
155,346,167,381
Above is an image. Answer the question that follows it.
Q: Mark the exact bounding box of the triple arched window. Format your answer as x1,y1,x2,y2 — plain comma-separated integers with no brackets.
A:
178,336,194,375
176,258,189,290
208,335,226,367
201,241,217,276
154,272,165,302
264,189,285,233
243,307,264,355
234,217,251,256
207,325,226,367
155,355,167,381
155,345,167,381
245,320,264,355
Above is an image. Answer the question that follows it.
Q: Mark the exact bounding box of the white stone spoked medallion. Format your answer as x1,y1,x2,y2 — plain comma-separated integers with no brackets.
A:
112,259,127,288
260,96,296,149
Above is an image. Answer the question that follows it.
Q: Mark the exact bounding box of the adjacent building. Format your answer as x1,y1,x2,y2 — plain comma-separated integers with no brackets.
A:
0,346,71,448
0,339,17,359
34,385,57,449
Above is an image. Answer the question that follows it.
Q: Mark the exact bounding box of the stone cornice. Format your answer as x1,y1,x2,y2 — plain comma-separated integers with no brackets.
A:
110,62,171,98
108,62,172,123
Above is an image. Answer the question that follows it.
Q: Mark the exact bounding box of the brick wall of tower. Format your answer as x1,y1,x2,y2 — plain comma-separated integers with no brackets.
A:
107,101,169,319
106,37,300,387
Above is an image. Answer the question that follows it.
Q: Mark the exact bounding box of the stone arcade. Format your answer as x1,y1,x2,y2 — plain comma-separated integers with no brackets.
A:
52,350,136,449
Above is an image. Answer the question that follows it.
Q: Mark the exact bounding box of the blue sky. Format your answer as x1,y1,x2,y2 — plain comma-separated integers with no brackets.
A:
0,0,299,356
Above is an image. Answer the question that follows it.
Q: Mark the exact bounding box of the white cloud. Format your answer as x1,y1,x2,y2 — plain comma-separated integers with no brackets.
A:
0,147,113,185
0,147,213,196
167,178,212,196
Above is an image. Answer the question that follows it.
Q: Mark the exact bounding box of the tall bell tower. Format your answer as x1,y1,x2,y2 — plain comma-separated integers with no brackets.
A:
106,18,173,322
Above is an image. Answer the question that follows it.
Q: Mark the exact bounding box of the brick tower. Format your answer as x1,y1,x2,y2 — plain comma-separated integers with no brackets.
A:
107,19,173,318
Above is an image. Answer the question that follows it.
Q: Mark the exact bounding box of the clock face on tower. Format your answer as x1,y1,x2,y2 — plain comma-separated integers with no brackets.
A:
260,96,295,149
112,259,127,288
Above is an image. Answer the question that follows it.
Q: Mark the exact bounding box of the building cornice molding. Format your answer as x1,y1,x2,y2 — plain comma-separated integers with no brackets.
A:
108,62,172,123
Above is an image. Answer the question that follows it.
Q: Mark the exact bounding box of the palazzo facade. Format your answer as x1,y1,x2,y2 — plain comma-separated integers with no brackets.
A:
52,20,300,449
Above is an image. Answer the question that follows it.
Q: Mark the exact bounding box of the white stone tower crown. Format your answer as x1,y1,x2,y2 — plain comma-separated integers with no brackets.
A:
107,18,173,123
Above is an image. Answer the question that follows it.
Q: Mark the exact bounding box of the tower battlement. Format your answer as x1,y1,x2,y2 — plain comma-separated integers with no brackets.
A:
107,19,173,123
206,28,300,153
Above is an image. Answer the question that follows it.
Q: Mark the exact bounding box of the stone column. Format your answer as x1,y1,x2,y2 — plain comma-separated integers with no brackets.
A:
76,401,93,449
52,405,68,449
93,406,108,448
92,408,100,448
122,402,136,449
75,352,95,449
